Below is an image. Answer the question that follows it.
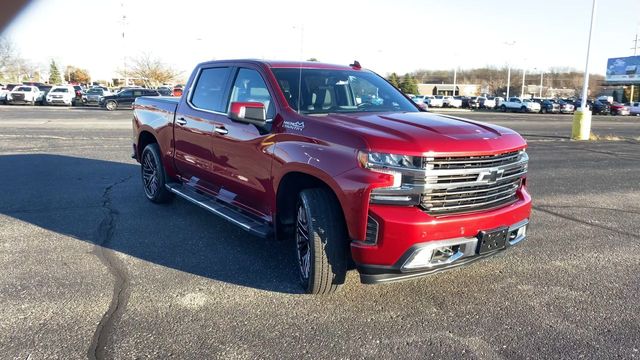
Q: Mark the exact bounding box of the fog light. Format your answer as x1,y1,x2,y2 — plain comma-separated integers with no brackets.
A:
402,247,434,270
508,225,527,245
402,238,476,270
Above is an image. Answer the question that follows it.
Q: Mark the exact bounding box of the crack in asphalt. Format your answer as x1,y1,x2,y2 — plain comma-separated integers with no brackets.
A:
533,205,640,239
88,175,133,360
535,204,640,215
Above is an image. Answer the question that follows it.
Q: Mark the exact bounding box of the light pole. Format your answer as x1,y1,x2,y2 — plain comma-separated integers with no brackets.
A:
504,41,516,100
539,71,544,97
520,68,527,98
572,0,597,140
452,67,457,96
630,33,638,102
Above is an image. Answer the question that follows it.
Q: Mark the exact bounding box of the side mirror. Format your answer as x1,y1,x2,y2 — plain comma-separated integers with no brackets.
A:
228,101,266,126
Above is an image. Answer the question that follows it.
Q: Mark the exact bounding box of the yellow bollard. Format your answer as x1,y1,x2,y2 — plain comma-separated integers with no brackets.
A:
571,109,592,140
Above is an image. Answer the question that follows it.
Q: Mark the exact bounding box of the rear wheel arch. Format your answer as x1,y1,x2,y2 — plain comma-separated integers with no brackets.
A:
137,131,158,160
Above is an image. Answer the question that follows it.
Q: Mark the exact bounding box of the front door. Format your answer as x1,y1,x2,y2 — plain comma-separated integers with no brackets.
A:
206,66,278,220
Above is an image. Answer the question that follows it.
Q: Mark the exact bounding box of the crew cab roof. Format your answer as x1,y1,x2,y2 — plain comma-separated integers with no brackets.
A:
196,59,360,71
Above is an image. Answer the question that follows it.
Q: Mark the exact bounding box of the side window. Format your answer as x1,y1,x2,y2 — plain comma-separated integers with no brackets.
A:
191,67,231,112
229,68,274,119
120,90,132,97
133,90,143,97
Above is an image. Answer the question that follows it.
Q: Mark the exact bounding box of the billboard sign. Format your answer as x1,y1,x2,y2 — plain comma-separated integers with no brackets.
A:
606,56,640,84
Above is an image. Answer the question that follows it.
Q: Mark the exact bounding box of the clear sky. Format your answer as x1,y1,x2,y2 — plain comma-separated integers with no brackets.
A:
2,0,640,81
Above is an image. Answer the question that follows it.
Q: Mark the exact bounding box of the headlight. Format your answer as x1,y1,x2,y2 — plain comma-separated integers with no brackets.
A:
358,151,422,205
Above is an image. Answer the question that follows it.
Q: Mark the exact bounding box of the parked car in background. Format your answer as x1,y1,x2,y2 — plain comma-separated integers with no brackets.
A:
494,96,505,108
157,87,173,96
539,99,560,114
628,102,640,115
0,86,9,104
457,96,471,108
558,99,575,114
468,96,481,109
83,87,111,106
574,99,610,115
172,85,184,97
99,88,160,110
596,95,613,104
37,85,52,105
6,85,42,105
72,85,84,102
479,96,496,109
500,97,541,113
442,96,462,108
426,95,444,108
46,85,76,106
592,100,611,115
410,96,428,110
609,102,630,116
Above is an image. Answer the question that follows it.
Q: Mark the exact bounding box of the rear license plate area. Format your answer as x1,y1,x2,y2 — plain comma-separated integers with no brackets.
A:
477,227,508,254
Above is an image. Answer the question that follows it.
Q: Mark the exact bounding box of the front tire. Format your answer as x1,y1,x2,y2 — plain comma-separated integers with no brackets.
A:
295,188,348,295
105,100,117,111
501,105,507,112
141,143,173,203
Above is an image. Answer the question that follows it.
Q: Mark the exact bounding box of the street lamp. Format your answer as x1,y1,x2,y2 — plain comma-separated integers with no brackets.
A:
504,41,516,99
539,71,544,97
520,67,527,98
571,0,597,140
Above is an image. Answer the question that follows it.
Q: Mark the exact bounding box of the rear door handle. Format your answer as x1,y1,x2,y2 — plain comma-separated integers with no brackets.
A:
213,126,228,135
176,117,187,126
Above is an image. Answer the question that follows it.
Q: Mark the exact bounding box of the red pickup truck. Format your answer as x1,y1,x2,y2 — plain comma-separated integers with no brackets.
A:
132,60,531,294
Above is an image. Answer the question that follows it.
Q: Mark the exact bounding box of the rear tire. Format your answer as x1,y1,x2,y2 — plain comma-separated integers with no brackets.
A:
295,188,348,295
105,100,117,111
141,143,173,204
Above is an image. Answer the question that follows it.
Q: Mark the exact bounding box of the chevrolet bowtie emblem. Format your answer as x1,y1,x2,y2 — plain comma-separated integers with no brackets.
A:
479,169,505,183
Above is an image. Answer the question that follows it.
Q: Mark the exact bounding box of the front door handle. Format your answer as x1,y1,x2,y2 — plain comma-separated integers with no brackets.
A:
176,117,187,126
213,126,228,135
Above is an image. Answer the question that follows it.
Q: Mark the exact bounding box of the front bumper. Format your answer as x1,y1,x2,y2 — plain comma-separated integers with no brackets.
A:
352,188,531,284
47,98,72,105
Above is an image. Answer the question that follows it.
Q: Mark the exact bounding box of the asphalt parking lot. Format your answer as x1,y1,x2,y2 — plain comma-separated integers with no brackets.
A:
0,106,639,359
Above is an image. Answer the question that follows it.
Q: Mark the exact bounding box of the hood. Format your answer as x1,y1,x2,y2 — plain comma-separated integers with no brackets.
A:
311,112,526,156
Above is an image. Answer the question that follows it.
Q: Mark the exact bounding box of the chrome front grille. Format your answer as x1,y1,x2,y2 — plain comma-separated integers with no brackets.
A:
420,151,528,215
426,151,520,170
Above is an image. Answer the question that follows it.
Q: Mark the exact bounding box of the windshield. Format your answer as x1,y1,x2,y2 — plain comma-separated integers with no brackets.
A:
271,68,418,114
14,87,31,92
52,88,69,93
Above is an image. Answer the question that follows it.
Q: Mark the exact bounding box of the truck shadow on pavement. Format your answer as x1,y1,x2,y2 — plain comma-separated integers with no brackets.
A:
0,154,302,294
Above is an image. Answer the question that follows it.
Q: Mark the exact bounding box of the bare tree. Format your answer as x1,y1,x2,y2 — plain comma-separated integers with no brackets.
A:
121,53,181,87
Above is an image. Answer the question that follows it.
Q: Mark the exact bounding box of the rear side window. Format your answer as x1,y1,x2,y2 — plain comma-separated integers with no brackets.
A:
191,67,231,112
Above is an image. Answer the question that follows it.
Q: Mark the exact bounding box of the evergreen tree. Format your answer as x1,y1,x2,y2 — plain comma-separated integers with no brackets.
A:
400,73,419,94
387,72,400,88
48,60,61,84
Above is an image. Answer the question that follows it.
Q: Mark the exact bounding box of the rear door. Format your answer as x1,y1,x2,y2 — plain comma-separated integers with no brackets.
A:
173,66,234,193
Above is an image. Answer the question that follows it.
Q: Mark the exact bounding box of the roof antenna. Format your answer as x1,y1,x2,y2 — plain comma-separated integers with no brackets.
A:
350,60,361,69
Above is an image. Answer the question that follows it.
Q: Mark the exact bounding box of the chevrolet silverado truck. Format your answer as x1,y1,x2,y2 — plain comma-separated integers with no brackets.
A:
132,60,531,294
